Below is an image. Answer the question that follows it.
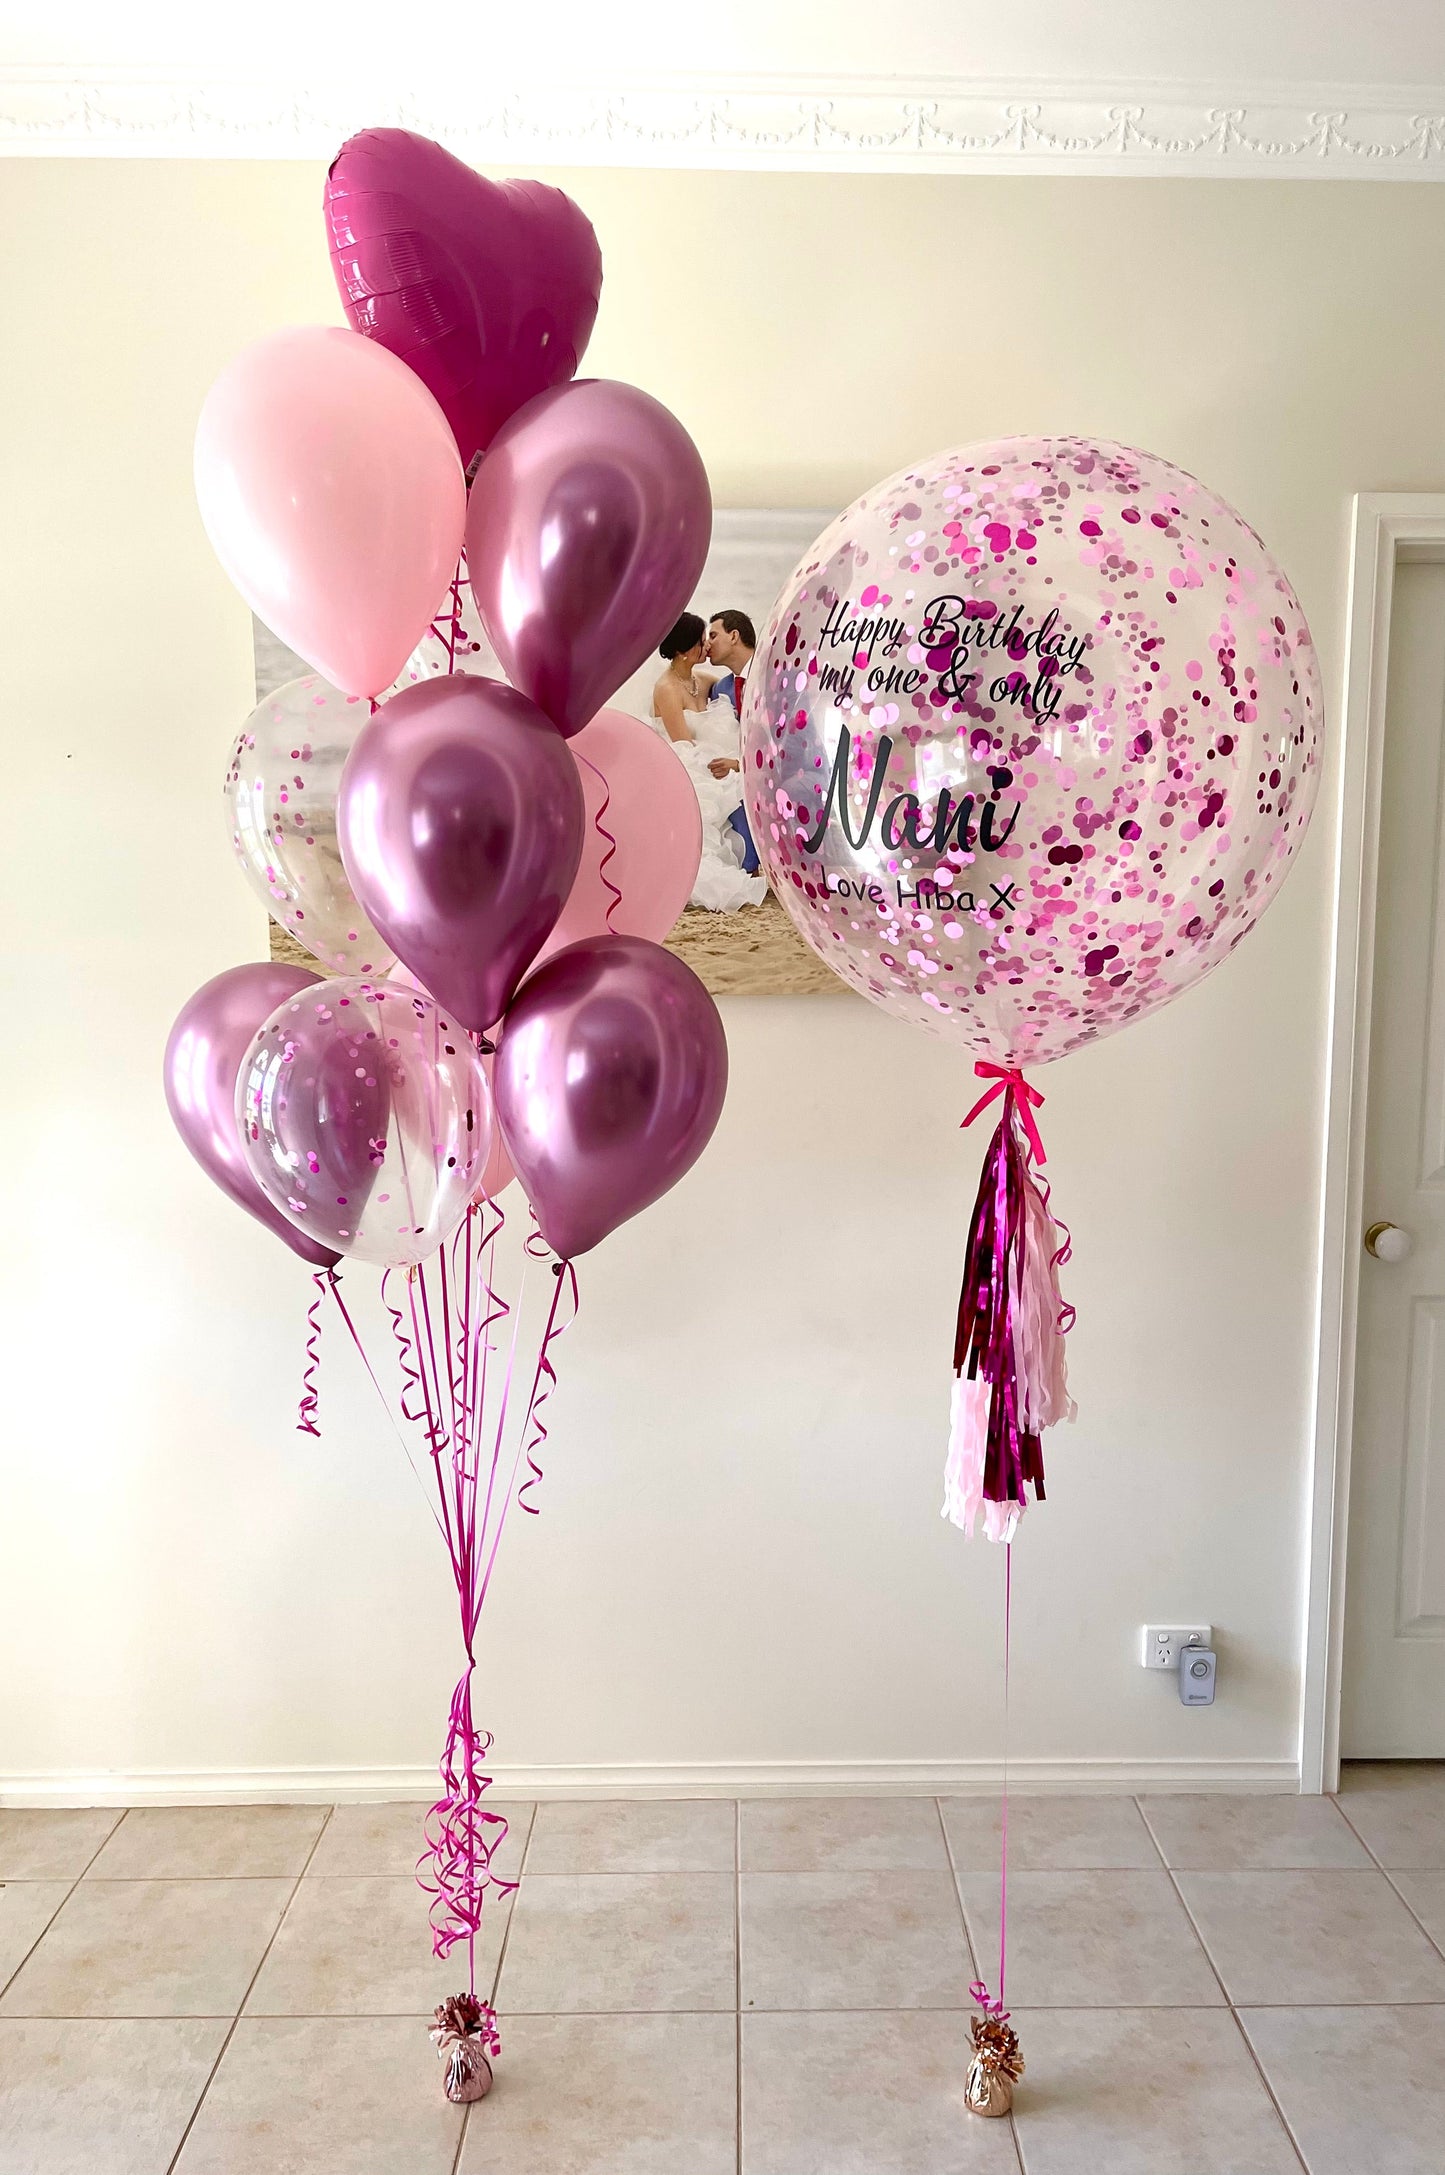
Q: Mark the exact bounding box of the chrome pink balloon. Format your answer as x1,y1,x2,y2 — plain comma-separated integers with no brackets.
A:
540,706,702,961
493,935,728,1259
465,379,712,737
325,129,603,470
164,961,339,1268
339,675,585,1034
194,325,465,698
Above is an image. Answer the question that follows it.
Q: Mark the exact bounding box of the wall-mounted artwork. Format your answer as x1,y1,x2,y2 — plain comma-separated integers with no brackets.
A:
258,508,843,994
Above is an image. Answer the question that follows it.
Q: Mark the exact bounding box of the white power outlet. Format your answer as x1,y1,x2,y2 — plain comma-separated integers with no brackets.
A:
1141,1624,1211,1671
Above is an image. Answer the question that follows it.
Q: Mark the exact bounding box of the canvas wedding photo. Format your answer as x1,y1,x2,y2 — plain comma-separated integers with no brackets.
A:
255,506,838,991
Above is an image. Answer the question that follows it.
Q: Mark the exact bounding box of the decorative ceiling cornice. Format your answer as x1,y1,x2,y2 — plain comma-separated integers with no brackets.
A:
5,71,1445,175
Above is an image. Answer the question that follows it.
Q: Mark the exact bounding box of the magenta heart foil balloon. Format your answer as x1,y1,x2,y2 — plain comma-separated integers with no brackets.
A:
339,675,585,1034
325,129,603,470
493,935,728,1259
465,379,713,737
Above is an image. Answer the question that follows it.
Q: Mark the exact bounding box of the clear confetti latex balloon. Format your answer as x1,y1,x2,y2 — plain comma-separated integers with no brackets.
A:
237,978,492,1268
225,674,394,975
743,437,1321,1065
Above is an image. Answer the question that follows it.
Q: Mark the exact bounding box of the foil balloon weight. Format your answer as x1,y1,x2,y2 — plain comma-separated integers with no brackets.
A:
745,436,1320,1063
325,129,603,471
225,675,393,975
744,437,1321,1542
238,978,491,1268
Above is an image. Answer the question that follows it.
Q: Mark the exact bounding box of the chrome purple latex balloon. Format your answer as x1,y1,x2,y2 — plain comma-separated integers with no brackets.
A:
493,935,728,1259
238,978,491,1268
465,380,712,737
325,129,603,470
339,675,585,1034
164,961,340,1268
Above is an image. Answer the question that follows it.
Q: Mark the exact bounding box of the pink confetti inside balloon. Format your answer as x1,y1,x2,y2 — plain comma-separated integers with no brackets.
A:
743,437,1321,1065
225,674,393,976
238,978,491,1268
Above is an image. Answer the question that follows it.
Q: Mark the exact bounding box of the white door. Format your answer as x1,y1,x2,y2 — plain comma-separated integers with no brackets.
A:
1343,558,1445,1756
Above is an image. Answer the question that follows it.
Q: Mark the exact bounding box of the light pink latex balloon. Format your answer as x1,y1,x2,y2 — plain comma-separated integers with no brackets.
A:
540,707,702,962
195,326,465,698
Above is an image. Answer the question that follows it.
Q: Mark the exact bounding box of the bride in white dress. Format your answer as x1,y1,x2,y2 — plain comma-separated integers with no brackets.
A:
651,613,766,912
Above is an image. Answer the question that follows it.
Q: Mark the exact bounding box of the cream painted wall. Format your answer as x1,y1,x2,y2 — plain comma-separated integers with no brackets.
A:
4,164,1442,1796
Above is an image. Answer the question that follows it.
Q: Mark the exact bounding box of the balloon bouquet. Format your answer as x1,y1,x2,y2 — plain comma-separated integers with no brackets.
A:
743,436,1321,2108
164,131,727,2101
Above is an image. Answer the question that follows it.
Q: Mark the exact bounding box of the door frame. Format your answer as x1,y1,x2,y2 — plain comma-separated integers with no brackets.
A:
1303,494,1445,1791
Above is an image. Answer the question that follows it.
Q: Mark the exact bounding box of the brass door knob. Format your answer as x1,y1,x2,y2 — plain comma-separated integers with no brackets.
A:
1364,1220,1414,1263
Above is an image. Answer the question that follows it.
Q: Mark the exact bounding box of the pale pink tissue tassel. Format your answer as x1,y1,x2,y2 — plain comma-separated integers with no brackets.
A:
1011,1170,1076,1435
942,1374,1021,1543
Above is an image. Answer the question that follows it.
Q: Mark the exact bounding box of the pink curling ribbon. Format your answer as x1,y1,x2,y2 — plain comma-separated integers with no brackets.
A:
962,1061,1047,1167
428,555,472,676
577,749,623,935
295,1268,332,1436
517,1230,580,1514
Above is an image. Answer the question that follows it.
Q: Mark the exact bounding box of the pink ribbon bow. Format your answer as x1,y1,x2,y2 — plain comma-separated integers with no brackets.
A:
961,1061,1047,1167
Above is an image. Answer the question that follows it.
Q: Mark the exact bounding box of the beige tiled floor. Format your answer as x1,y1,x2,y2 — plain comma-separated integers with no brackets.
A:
2,1769,1444,2171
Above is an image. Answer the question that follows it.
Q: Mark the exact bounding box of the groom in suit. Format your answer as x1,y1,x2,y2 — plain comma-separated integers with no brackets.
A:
706,610,760,876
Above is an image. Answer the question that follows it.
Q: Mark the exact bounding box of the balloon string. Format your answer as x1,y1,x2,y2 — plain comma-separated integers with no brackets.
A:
327,1271,447,1535
577,750,623,934
295,1270,327,1436
1000,1540,1011,2007
516,1235,579,1516
969,1542,1013,2024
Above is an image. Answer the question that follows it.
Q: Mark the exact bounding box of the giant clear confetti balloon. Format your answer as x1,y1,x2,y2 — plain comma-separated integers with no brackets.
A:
225,675,393,975
743,438,1321,1065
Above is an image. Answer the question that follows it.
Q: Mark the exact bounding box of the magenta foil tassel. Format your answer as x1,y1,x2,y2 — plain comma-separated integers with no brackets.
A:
944,1065,1072,1541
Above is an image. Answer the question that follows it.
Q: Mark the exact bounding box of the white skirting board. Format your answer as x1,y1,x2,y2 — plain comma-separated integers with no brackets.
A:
2,1758,1302,1807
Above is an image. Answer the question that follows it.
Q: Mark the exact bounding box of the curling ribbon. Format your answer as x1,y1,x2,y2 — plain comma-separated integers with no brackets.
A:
517,1228,580,1514
295,1268,331,1436
962,1061,1046,1165
576,750,624,936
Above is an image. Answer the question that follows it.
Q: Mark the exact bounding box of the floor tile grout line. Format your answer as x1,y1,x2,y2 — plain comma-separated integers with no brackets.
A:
1331,1794,1445,1970
14,1999,1445,2022
1160,1862,1310,2174
1130,1794,1175,1873
162,1801,337,2175
1231,2008,1316,2173
931,1796,990,1993
486,1798,537,2010
932,1796,1027,2175
0,1807,125,2002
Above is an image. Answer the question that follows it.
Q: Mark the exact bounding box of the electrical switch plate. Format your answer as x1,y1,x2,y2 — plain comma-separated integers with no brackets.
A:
1140,1624,1211,1671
